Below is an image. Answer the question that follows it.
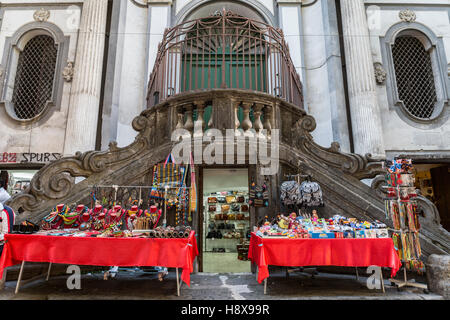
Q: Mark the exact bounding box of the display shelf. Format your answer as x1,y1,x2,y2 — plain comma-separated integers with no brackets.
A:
203,190,250,256
384,164,427,292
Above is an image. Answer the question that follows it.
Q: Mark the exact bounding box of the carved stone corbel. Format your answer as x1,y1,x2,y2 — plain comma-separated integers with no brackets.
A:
374,62,387,85
399,9,416,23
62,62,74,82
34,8,50,22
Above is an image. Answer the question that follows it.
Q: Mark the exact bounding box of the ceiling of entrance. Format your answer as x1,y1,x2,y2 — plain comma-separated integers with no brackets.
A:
203,168,249,195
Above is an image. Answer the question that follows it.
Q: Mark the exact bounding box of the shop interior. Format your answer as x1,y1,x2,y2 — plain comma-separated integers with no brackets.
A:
414,164,450,232
202,168,251,273
1,169,38,196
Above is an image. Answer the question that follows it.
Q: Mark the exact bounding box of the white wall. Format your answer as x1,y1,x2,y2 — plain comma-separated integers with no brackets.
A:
367,5,450,154
115,0,149,148
0,3,81,154
302,0,334,147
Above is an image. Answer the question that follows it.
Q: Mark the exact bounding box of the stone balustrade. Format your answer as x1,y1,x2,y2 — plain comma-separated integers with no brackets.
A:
140,89,306,150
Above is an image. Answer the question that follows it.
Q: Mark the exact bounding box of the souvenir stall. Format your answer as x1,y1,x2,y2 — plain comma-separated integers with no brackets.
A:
249,174,402,294
0,154,199,296
383,159,427,290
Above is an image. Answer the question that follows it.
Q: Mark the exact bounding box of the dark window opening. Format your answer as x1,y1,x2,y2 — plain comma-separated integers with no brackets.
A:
392,36,437,119
12,35,58,120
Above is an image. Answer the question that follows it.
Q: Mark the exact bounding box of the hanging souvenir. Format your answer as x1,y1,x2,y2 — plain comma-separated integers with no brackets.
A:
92,207,107,231
280,180,301,207
152,153,184,188
61,205,82,229
249,179,269,207
299,179,323,207
125,205,139,231
188,152,197,222
77,205,91,230
40,204,66,230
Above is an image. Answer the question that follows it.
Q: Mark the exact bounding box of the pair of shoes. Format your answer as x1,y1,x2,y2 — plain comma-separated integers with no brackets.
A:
158,270,168,281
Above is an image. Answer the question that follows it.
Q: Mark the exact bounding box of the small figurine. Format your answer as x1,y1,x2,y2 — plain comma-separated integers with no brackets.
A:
78,205,91,231
312,210,319,222
278,214,289,229
41,204,65,230
62,205,82,229
125,205,139,231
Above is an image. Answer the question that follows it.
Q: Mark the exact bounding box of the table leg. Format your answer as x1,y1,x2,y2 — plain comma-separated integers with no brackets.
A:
15,261,25,295
0,268,7,290
380,269,385,293
46,263,52,281
355,267,359,282
264,278,267,295
176,268,180,297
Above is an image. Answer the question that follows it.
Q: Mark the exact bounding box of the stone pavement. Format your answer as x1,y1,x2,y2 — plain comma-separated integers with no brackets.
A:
0,269,444,300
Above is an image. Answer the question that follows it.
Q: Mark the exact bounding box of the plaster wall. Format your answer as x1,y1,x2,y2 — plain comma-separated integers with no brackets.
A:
115,0,149,148
366,3,450,157
0,3,81,154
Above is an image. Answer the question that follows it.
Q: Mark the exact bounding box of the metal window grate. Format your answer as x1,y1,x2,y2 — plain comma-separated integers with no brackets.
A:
147,9,303,108
392,36,437,119
12,35,57,120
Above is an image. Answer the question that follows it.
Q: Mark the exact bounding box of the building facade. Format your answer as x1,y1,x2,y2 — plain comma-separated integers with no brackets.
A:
1,0,449,271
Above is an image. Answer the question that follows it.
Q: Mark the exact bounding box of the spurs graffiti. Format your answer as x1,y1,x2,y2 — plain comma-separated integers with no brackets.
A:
0,152,62,164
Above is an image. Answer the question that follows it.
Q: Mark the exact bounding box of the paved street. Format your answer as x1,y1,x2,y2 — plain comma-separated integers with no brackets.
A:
0,268,443,300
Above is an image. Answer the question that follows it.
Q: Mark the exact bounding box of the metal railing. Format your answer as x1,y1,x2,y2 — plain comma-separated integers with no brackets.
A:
146,9,303,108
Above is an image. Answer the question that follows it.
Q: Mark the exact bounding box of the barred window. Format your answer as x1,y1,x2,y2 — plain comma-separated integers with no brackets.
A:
392,35,437,119
11,35,58,120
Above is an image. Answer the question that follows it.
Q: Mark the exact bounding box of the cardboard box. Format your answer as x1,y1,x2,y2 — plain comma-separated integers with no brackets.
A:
354,230,366,238
309,232,336,239
334,232,344,239
343,230,354,238
364,229,377,239
376,228,389,238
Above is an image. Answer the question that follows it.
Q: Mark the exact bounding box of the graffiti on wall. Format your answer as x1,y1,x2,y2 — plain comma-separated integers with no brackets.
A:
0,152,62,164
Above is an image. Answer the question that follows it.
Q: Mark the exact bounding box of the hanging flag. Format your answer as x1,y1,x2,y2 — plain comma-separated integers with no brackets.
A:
189,151,197,220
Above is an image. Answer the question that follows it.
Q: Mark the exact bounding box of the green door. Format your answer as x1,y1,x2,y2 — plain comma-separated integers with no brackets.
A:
183,47,266,129
182,47,266,92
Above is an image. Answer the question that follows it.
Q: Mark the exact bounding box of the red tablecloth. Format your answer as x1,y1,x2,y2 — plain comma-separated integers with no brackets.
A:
0,231,198,286
248,233,401,283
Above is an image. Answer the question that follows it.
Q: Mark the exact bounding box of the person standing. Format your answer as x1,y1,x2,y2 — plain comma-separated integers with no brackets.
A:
0,171,11,205
0,202,15,289
0,203,15,254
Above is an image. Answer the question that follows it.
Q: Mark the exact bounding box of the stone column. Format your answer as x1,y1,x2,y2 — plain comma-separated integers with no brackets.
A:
340,0,385,158
63,0,108,155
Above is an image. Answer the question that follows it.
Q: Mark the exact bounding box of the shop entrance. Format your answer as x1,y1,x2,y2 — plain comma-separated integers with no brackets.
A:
414,164,450,232
201,168,251,273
